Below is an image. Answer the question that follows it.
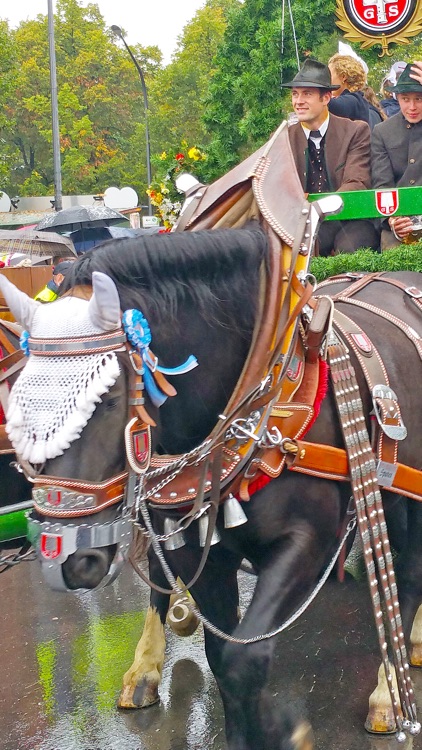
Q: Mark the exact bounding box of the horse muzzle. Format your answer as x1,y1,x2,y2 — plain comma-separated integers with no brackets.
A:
26,510,132,593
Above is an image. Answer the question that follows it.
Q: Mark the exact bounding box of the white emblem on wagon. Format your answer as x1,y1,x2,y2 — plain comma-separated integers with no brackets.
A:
375,189,398,216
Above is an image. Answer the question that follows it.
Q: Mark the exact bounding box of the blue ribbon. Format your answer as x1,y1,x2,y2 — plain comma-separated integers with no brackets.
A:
122,308,198,407
20,330,30,357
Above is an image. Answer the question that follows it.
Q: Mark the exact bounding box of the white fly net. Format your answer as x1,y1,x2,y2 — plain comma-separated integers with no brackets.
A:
6,296,121,465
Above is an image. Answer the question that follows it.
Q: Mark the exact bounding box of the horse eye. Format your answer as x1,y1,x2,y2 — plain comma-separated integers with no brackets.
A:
104,397,119,411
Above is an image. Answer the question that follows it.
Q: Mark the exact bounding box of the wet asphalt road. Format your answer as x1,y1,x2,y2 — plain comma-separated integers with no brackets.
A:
2,552,422,750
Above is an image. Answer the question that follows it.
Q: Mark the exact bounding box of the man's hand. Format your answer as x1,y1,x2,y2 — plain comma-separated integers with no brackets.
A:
388,215,414,239
410,62,422,85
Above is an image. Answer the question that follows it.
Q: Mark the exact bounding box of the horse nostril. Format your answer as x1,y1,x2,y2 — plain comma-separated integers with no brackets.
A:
62,546,115,590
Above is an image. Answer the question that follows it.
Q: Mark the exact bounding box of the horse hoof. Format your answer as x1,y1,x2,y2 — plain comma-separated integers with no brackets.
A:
410,644,422,668
291,721,314,750
117,681,160,709
364,712,397,735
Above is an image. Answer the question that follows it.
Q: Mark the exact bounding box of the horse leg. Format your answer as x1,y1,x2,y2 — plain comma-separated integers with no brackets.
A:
203,510,335,750
396,500,422,666
118,548,169,709
365,496,422,733
365,663,401,734
410,604,422,666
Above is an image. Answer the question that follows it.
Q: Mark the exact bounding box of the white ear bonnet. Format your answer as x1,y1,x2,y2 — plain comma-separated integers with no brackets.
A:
4,274,123,465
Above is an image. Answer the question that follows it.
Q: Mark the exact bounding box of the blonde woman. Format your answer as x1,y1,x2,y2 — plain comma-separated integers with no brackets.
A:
327,53,370,124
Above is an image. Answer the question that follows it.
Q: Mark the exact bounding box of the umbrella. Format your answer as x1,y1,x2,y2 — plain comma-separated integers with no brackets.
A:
0,229,77,258
35,204,128,232
65,225,162,253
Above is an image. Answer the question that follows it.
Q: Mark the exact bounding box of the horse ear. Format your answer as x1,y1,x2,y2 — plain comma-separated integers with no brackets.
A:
0,273,40,331
88,272,121,331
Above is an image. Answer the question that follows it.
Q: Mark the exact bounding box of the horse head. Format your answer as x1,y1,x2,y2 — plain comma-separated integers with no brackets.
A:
0,271,140,591
0,228,264,593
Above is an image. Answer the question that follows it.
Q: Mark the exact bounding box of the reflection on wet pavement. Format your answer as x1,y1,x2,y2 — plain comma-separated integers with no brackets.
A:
1,557,422,750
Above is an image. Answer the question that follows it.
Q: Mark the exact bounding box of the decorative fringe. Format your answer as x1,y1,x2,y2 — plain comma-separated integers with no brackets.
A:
7,353,121,465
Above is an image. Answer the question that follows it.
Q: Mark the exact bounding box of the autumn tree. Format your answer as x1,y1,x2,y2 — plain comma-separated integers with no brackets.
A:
148,0,240,154
0,0,162,199
0,20,21,191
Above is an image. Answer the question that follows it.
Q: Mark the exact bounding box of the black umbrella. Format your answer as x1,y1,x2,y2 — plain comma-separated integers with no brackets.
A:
35,204,129,232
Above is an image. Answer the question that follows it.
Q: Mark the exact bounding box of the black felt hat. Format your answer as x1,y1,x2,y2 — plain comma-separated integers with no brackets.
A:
281,59,340,90
390,63,422,94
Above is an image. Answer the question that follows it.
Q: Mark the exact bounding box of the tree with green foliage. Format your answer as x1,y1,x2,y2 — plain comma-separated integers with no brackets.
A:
203,0,338,178
0,0,162,199
0,20,21,191
148,0,240,158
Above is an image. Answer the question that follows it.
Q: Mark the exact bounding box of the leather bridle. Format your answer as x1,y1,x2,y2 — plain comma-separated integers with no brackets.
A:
21,325,154,592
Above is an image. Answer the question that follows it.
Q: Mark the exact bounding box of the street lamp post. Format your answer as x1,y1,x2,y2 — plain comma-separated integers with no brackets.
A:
111,25,152,216
47,0,62,211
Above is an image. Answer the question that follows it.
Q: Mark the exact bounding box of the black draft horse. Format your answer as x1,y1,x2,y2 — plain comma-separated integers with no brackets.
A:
2,226,422,750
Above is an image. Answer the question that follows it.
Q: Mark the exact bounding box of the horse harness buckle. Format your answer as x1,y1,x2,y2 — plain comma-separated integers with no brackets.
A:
372,384,407,441
405,286,422,300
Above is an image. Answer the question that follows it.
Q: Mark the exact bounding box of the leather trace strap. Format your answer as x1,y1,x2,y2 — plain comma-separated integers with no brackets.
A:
327,327,418,738
332,308,406,467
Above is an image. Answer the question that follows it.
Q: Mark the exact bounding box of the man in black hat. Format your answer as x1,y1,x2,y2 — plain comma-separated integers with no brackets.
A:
283,59,378,255
371,63,422,249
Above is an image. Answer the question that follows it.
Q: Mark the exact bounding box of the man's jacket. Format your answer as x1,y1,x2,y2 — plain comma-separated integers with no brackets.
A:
288,113,371,194
371,112,422,189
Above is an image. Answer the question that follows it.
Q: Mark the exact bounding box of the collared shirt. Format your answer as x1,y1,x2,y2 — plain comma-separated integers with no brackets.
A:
301,116,329,149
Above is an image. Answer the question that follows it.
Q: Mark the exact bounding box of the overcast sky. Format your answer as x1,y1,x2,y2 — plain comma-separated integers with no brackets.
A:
2,0,206,64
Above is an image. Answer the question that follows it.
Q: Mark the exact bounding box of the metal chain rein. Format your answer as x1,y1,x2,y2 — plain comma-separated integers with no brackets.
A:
137,488,356,645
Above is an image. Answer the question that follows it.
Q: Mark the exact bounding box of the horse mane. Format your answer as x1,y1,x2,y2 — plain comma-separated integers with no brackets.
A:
62,225,269,332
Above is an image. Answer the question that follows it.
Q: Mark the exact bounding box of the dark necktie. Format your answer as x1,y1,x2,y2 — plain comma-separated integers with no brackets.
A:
309,130,321,139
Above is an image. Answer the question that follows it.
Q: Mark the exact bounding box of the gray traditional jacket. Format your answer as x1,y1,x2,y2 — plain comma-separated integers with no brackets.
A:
371,112,422,188
288,113,371,194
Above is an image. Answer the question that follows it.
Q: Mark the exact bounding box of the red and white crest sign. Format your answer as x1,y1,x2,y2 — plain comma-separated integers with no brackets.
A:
132,427,151,472
286,355,303,382
345,0,415,33
375,189,399,216
336,0,422,55
40,532,63,560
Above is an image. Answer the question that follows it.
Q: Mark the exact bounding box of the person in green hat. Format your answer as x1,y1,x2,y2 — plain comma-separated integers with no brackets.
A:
282,58,378,255
371,62,422,249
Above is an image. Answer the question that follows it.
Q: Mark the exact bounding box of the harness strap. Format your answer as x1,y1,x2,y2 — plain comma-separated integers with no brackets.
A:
30,472,129,517
319,271,422,315
287,441,422,501
332,308,403,466
131,446,224,597
327,328,417,733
